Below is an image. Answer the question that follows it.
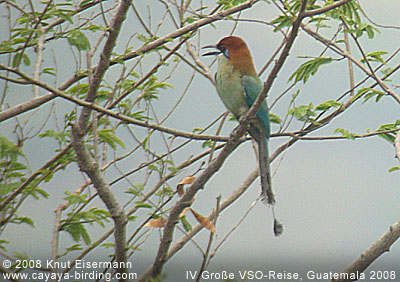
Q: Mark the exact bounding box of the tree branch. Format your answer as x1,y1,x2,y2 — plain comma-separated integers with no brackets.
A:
71,124,128,280
332,220,400,282
68,1,131,280
303,0,352,18
395,130,400,161
77,0,130,131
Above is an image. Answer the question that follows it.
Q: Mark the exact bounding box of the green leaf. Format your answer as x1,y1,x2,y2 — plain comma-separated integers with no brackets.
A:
58,12,73,24
98,128,126,149
64,191,87,205
315,100,342,111
270,15,292,32
134,201,152,209
125,184,144,196
81,225,91,245
375,121,400,144
289,57,333,84
0,136,23,159
360,88,385,104
202,139,215,149
79,0,93,8
128,215,137,222
12,53,31,67
125,188,139,196
101,243,115,249
33,187,49,199
67,30,90,51
192,128,203,134
334,128,356,140
217,0,247,10
288,104,316,122
137,76,173,101
64,223,91,244
269,113,282,124
366,26,374,39
67,83,89,97
0,240,9,251
13,216,35,227
22,54,31,66
379,133,395,144
389,166,400,173
155,185,174,197
66,244,83,252
42,67,56,76
129,110,148,120
39,129,70,143
180,216,192,232
0,183,19,195
361,51,387,64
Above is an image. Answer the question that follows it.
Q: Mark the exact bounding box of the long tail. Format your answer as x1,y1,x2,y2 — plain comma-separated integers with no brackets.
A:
249,125,283,236
258,137,283,236
257,137,275,205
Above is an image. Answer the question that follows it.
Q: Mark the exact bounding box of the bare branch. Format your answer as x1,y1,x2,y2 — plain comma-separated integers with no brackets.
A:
77,0,130,131
332,220,400,282
51,205,63,275
395,130,400,161
33,26,45,97
71,124,128,279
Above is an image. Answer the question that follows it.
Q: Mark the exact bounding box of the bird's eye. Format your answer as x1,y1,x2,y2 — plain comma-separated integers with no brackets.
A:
217,43,229,59
217,43,225,52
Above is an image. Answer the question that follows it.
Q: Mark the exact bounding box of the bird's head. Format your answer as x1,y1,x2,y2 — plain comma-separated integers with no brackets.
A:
203,36,256,75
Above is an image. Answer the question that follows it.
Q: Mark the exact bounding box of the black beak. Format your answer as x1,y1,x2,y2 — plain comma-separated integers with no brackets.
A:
202,45,220,56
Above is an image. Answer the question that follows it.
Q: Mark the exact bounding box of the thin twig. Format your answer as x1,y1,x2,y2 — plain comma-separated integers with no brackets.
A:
208,199,258,261
195,196,221,282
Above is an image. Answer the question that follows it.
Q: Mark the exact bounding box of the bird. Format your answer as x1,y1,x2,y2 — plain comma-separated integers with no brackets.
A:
203,36,282,235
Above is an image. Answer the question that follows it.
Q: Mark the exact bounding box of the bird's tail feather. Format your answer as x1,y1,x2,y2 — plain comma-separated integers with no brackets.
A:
249,125,283,236
258,137,283,236
258,138,275,205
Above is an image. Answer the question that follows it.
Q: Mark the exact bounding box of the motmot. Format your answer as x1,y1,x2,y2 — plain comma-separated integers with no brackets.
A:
203,36,275,206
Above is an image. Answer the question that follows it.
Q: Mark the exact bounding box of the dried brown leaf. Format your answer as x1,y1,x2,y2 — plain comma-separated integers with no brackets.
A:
190,208,216,234
144,218,167,228
177,176,195,196
179,207,191,218
178,176,195,185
